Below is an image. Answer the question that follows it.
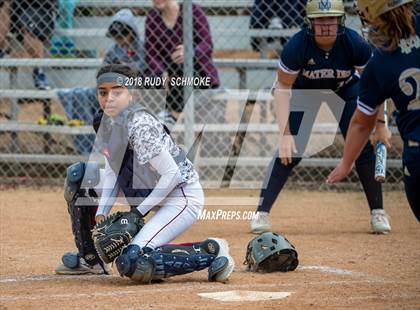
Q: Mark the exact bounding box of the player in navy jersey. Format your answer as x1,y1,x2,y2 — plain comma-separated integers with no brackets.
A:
250,0,392,234
328,0,420,222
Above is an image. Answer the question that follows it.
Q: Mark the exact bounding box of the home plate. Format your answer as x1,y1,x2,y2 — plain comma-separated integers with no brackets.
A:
198,290,292,302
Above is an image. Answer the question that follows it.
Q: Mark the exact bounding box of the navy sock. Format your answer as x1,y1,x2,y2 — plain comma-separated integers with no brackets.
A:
257,156,300,213
355,161,383,211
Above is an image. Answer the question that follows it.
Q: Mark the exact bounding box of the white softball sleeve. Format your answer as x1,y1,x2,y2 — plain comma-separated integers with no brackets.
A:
136,148,182,215
96,158,119,217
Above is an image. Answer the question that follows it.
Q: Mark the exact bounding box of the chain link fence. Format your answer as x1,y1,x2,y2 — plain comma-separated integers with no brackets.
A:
0,0,415,189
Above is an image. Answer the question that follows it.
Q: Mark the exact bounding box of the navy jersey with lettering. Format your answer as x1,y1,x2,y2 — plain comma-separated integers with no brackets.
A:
357,16,420,141
279,27,372,92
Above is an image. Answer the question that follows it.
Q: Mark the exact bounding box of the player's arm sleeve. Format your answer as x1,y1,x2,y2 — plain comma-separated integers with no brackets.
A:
357,62,383,116
96,158,119,217
136,149,182,215
352,32,372,70
278,34,304,75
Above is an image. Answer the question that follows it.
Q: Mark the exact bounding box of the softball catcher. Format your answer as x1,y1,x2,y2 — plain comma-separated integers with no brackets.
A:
55,64,235,283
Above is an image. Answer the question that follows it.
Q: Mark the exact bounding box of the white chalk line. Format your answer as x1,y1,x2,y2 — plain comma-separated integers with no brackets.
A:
0,264,383,284
329,293,420,301
0,264,391,302
300,265,387,282
0,274,107,283
0,280,392,302
299,265,368,277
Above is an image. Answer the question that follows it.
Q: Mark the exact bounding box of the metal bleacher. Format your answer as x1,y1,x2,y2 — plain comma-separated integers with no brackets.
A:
2,0,400,174
0,55,400,169
63,1,356,56
60,0,357,56
0,54,280,166
55,0,297,55
76,0,357,8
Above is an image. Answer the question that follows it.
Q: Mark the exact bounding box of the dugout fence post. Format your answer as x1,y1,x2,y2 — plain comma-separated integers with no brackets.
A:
183,0,194,150
9,67,18,153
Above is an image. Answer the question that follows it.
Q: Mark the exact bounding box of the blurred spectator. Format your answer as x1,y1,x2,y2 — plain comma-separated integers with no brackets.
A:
57,9,146,154
250,0,307,53
10,0,57,89
51,0,77,58
103,9,146,72
0,0,11,58
145,0,220,125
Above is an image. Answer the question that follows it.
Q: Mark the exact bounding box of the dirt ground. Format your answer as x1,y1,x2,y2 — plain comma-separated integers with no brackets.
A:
0,188,419,309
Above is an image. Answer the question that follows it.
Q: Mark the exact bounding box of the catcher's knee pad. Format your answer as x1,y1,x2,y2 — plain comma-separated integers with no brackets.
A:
115,244,142,277
64,161,101,266
64,161,100,203
131,256,156,283
116,245,155,284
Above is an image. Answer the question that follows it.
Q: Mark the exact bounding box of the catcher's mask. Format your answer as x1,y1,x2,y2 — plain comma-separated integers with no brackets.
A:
244,232,299,273
305,0,346,36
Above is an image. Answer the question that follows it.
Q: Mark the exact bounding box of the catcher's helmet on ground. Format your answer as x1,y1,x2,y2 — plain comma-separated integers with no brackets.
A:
244,232,299,273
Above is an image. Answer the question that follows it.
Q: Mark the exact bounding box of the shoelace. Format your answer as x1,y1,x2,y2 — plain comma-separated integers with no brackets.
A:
373,213,388,224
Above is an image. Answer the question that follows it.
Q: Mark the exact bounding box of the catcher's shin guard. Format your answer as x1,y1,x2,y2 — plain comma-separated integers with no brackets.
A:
64,161,101,266
116,245,217,283
150,249,216,280
159,239,220,256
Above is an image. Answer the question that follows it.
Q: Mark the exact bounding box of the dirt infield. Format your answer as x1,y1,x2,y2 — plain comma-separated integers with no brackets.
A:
1,188,419,309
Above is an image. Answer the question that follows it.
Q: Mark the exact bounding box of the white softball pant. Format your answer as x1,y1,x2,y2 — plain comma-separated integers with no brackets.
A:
94,175,204,250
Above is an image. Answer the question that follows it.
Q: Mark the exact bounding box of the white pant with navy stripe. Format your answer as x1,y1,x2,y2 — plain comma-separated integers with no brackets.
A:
95,175,204,250
130,180,204,249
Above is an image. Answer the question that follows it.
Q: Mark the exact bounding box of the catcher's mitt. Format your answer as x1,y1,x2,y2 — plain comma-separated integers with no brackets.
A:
92,209,144,264
244,232,298,273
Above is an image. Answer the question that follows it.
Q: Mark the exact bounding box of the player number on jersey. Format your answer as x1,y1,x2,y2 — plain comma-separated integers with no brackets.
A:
399,68,420,110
